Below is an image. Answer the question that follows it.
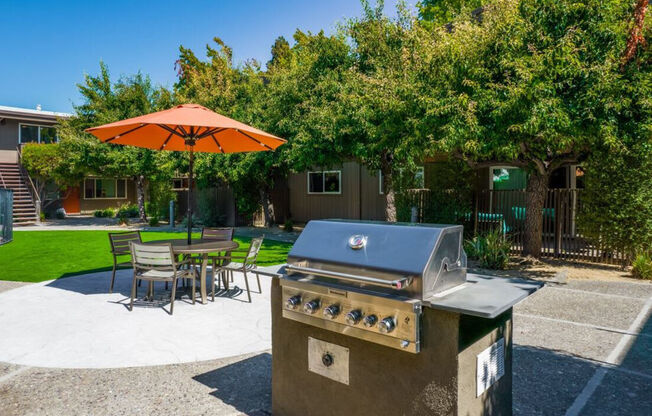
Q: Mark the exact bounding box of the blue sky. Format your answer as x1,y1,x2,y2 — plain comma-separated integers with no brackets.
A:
1,0,417,113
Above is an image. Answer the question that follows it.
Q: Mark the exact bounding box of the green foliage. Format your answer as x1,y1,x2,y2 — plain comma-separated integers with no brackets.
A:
579,147,652,258
464,228,511,270
283,219,294,232
196,188,227,227
93,208,115,218
55,208,66,219
58,62,178,221
148,216,160,227
116,204,139,218
631,251,652,280
147,179,176,220
418,0,486,26
39,212,46,222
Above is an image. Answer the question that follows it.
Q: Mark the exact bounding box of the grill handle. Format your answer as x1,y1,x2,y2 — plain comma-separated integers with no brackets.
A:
285,265,413,290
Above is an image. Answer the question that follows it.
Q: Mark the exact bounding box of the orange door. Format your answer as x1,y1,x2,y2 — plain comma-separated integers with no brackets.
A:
62,186,80,214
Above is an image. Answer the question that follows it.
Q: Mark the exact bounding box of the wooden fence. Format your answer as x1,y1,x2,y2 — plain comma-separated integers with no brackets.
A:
403,188,629,265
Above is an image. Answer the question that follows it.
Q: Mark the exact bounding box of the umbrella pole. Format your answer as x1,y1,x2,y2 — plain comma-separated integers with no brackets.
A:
187,146,194,245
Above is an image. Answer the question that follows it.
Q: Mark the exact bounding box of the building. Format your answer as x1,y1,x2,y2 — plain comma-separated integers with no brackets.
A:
0,104,141,223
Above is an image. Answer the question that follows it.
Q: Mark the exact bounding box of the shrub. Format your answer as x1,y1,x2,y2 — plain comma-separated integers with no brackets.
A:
93,208,115,218
632,252,652,280
148,216,160,227
181,214,203,228
39,212,46,222
55,208,66,219
464,228,511,270
116,204,139,218
284,219,294,232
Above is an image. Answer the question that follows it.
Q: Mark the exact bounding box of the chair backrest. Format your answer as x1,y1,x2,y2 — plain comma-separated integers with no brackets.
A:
201,227,234,241
130,242,175,272
245,237,264,267
109,231,142,255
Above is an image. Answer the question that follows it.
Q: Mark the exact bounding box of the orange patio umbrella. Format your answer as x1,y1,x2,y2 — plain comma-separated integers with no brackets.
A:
86,104,286,243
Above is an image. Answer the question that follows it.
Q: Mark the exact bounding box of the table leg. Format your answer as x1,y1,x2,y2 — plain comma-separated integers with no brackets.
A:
200,254,208,304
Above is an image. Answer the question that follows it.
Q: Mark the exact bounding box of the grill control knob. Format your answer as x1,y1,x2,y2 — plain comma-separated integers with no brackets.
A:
303,299,320,314
285,295,302,310
363,314,378,328
378,317,396,334
346,310,363,325
323,304,340,319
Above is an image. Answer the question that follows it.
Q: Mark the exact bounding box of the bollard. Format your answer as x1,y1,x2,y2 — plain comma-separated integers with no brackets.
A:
169,200,175,228
410,206,418,223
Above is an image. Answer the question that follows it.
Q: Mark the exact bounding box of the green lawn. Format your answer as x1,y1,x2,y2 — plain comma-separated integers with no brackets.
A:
0,230,291,283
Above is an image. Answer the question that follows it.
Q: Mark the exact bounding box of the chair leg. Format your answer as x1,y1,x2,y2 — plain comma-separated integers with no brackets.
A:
256,271,262,293
243,270,252,303
110,258,117,293
170,278,177,315
191,277,196,305
211,270,216,302
130,276,138,311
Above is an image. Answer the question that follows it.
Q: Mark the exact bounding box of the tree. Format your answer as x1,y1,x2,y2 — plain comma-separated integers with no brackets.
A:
59,62,174,221
337,1,430,221
20,140,88,210
417,0,648,257
176,38,287,226
418,0,486,25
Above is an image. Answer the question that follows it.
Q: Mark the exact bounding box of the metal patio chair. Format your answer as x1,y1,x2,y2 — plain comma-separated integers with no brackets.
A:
211,236,264,303
129,242,198,315
108,231,142,293
200,226,235,286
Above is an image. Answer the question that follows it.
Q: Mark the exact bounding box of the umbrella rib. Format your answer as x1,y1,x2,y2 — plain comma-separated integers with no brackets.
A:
210,134,225,153
236,129,274,151
156,124,185,138
197,127,226,139
159,132,174,150
104,124,147,143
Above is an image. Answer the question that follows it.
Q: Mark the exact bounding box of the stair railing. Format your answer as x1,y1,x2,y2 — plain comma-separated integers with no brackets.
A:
16,145,41,222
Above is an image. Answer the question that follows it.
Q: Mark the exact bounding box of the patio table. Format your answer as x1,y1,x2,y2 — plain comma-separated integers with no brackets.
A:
144,239,239,304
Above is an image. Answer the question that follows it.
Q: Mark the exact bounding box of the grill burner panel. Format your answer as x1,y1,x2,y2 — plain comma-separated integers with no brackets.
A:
281,279,421,353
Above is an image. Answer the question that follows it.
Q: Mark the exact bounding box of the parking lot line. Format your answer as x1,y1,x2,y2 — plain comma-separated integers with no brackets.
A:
514,312,652,339
564,296,652,416
545,285,649,301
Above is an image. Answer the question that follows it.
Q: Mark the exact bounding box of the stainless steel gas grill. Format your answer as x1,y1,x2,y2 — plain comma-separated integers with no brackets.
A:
281,219,467,353
261,219,541,416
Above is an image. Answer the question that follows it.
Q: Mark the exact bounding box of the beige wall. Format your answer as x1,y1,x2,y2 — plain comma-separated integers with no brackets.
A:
287,162,386,223
79,179,138,213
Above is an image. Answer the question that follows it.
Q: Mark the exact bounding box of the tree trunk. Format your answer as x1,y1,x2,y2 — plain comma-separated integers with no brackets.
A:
135,175,147,222
259,188,274,227
523,171,549,258
380,157,397,222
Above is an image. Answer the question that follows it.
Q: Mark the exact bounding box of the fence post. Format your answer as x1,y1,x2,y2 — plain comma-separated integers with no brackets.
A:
554,190,563,257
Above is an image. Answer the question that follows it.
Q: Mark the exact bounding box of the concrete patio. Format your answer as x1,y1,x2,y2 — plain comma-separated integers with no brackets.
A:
0,268,275,368
0,274,650,415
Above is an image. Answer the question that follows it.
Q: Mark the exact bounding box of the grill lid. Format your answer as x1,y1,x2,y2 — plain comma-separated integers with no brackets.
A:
287,219,460,277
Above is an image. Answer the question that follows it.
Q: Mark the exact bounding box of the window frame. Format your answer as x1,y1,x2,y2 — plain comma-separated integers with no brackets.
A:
306,170,342,195
171,178,189,191
18,123,59,144
82,178,128,200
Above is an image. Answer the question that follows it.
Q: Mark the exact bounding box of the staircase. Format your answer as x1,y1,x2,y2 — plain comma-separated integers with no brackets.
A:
0,162,39,225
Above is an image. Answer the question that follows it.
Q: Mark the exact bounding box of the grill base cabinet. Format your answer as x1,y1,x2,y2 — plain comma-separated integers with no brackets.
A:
271,277,513,416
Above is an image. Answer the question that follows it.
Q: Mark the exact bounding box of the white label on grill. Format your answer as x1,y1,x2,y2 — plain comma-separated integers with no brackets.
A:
308,337,350,385
476,337,505,397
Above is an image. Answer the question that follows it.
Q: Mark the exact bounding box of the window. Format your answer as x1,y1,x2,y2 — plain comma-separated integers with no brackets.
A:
307,171,341,194
379,166,424,194
490,167,527,190
172,178,189,191
19,124,59,144
83,178,127,199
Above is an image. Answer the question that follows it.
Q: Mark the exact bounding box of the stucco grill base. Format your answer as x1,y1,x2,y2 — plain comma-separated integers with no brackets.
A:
270,277,513,416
